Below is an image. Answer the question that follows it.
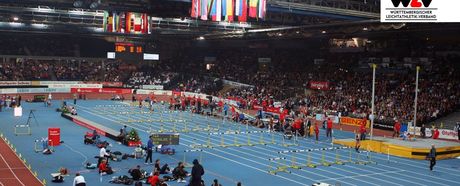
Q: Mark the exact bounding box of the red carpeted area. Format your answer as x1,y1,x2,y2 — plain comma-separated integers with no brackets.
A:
0,137,43,186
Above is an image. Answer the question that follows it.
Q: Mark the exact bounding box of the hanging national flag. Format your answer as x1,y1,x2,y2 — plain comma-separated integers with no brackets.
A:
239,0,247,22
216,0,222,21
210,0,217,21
263,0,267,19
235,0,240,16
134,13,142,32
125,12,130,33
201,0,208,20
258,0,264,19
103,11,108,32
249,0,258,18
239,0,244,16
191,0,198,18
222,0,227,17
226,0,234,22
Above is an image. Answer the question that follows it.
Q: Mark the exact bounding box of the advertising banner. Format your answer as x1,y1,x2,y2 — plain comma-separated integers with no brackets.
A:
85,81,123,87
141,85,164,90
70,88,132,94
309,81,330,90
1,88,70,94
48,84,102,89
222,79,254,88
0,81,31,86
340,117,364,127
39,81,82,85
381,0,460,22
48,128,60,146
135,89,172,96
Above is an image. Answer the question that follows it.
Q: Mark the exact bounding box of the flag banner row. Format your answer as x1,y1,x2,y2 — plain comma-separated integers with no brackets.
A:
191,0,266,22
103,11,151,34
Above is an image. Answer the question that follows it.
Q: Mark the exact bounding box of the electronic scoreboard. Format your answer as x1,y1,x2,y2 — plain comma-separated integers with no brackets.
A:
107,42,159,61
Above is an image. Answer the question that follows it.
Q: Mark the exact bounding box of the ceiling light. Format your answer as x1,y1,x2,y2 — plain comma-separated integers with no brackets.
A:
90,2,98,9
73,0,83,8
13,17,19,21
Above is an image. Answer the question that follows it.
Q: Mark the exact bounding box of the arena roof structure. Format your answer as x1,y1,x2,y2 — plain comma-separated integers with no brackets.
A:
0,0,384,39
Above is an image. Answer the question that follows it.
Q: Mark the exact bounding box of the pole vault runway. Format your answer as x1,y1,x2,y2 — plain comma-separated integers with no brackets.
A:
0,135,43,186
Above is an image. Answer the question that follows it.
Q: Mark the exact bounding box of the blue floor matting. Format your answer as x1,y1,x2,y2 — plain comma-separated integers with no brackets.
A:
1,100,460,186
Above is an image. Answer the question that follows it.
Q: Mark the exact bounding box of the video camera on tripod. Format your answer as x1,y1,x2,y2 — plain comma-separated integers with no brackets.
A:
26,109,39,126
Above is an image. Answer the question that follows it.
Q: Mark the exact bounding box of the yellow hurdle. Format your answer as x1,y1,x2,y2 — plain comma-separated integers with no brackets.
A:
321,151,331,166
306,151,317,168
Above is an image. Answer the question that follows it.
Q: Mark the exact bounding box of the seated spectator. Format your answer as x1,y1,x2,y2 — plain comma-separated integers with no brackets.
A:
172,162,188,182
133,144,145,159
148,171,161,186
98,159,113,175
211,179,222,186
129,165,143,181
154,159,170,174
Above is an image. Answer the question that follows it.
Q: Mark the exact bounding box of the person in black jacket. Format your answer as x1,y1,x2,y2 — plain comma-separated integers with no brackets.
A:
190,159,204,186
129,165,143,181
456,122,460,140
428,144,436,171
420,124,426,138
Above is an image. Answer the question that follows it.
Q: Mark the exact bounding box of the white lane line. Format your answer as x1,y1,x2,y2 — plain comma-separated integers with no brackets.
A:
318,170,406,182
89,105,448,185
84,104,460,186
313,135,460,185
62,143,89,166
331,132,460,175
82,106,341,185
76,105,309,186
0,153,25,186
0,167,28,170
107,107,399,186
88,105,405,186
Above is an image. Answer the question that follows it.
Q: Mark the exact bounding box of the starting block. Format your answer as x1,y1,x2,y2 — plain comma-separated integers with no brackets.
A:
14,124,31,135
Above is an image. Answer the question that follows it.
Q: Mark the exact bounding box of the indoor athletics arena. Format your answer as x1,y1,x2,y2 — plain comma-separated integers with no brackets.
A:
0,0,460,186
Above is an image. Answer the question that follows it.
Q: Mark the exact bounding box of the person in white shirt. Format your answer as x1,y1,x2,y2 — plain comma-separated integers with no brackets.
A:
98,147,110,167
73,173,86,186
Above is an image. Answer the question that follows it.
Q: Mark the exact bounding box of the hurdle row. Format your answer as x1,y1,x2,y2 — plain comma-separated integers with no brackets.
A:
147,122,219,134
99,111,188,115
0,133,48,185
277,146,351,154
267,148,376,175
122,119,188,123
208,130,272,135
189,131,278,149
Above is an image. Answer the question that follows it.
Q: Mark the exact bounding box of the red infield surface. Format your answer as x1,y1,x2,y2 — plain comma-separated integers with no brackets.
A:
0,137,43,186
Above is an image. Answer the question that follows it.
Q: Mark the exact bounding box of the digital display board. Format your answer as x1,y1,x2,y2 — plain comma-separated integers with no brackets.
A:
150,133,180,145
114,43,143,61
